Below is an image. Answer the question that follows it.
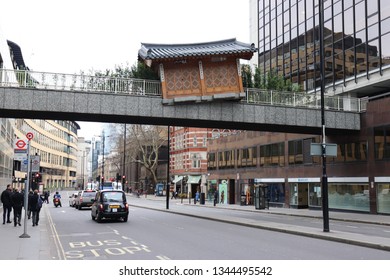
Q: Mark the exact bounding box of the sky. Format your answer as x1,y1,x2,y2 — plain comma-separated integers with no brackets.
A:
1,0,251,139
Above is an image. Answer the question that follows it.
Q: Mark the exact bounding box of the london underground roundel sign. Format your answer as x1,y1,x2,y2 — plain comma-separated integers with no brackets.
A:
16,139,27,149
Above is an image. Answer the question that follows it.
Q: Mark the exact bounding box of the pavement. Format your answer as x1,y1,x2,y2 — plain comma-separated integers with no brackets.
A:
1,192,390,260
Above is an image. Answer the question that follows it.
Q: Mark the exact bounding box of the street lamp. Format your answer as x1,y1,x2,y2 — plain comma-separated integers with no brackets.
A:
166,125,170,209
123,124,126,190
319,0,330,232
93,132,111,185
102,131,106,185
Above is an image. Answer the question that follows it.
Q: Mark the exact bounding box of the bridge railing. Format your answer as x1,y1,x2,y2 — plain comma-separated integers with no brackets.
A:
0,69,162,96
244,88,367,112
0,69,367,112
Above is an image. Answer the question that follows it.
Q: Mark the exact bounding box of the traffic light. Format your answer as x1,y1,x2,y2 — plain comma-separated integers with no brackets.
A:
96,175,101,182
122,175,126,184
116,173,121,182
35,172,42,182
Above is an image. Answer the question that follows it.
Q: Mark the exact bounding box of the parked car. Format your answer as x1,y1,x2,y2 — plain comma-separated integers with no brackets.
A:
75,190,96,210
91,190,128,222
69,192,78,207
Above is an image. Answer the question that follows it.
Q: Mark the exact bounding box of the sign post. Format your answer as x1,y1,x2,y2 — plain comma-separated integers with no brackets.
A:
20,132,34,238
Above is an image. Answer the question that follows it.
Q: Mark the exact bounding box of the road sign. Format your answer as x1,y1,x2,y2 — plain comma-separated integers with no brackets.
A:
21,159,28,172
310,143,337,157
15,139,27,149
26,132,34,140
14,139,28,160
31,155,40,172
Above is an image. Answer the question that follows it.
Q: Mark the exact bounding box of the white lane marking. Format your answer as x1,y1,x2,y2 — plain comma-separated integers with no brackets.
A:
157,255,171,260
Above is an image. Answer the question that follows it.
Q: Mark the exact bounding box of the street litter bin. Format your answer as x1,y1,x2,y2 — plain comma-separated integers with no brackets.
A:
200,193,205,205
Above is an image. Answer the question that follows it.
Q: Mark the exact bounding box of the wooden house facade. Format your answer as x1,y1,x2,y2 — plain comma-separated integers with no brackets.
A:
138,38,257,104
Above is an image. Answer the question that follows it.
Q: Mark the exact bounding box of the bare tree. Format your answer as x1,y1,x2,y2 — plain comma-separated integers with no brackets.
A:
112,124,167,188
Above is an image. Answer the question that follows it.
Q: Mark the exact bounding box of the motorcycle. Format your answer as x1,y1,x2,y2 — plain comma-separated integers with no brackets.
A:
53,197,61,207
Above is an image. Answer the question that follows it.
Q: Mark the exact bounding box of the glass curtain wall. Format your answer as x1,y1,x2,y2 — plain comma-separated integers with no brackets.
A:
257,0,390,92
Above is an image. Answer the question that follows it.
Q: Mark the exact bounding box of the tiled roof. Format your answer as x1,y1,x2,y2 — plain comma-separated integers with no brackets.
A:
138,38,257,61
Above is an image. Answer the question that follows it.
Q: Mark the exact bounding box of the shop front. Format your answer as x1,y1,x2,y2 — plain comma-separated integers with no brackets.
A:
375,177,390,214
288,178,320,209
254,178,285,208
207,180,217,202
328,177,370,212
240,180,253,206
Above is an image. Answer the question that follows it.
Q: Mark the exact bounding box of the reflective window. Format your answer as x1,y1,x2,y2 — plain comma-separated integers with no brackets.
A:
329,183,370,212
377,183,390,214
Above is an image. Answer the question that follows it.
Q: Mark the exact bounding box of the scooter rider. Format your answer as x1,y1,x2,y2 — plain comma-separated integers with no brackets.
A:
53,191,62,207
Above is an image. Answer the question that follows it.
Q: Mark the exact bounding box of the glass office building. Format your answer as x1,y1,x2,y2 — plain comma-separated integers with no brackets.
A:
210,0,390,214
256,0,390,93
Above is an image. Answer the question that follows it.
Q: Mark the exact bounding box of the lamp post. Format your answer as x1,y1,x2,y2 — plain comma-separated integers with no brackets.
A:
123,124,126,190
166,125,170,209
94,132,110,185
81,151,86,188
102,131,105,185
319,0,330,232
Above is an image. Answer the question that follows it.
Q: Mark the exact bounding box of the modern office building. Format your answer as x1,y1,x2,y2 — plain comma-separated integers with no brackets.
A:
253,0,390,95
206,0,390,214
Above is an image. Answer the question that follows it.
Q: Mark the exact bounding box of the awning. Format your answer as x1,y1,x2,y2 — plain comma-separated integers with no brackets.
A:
172,175,183,183
187,175,201,184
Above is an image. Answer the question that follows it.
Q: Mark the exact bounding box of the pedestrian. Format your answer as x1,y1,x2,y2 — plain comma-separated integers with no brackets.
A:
195,190,200,204
1,184,13,224
27,190,33,219
213,189,219,207
43,190,49,204
29,189,42,226
11,188,24,227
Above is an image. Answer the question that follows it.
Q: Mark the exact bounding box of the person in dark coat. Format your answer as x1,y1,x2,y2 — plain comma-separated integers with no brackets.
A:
1,184,13,224
28,189,40,226
11,188,24,226
43,190,49,204
213,189,219,207
27,190,34,219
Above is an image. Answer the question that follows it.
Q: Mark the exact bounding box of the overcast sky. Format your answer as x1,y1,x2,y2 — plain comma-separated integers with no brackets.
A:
1,0,250,73
1,0,250,139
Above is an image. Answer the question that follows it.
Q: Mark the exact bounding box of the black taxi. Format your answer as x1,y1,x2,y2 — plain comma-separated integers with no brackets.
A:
91,190,129,222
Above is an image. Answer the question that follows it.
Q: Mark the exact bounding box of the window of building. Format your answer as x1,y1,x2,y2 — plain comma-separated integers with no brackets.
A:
374,126,390,160
260,142,285,167
208,152,216,170
191,153,200,169
237,147,257,168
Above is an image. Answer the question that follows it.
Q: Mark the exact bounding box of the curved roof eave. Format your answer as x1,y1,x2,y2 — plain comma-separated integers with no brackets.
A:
138,38,257,62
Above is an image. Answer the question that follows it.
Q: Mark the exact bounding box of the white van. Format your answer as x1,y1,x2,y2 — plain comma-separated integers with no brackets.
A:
85,182,98,190
99,181,123,191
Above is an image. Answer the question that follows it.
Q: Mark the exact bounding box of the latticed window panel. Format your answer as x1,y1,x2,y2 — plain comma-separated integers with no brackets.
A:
165,66,200,92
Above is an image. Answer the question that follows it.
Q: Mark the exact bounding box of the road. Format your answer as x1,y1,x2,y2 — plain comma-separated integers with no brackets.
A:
43,191,390,260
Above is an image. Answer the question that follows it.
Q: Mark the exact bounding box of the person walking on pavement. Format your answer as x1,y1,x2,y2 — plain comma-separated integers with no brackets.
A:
11,188,24,227
213,189,219,207
43,190,49,204
27,190,33,219
29,189,42,226
1,184,13,224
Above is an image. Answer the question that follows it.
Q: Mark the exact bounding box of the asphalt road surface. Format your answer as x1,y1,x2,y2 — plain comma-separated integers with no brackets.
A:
45,194,390,260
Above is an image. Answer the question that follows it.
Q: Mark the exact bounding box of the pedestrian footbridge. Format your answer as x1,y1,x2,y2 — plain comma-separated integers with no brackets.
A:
0,69,364,135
